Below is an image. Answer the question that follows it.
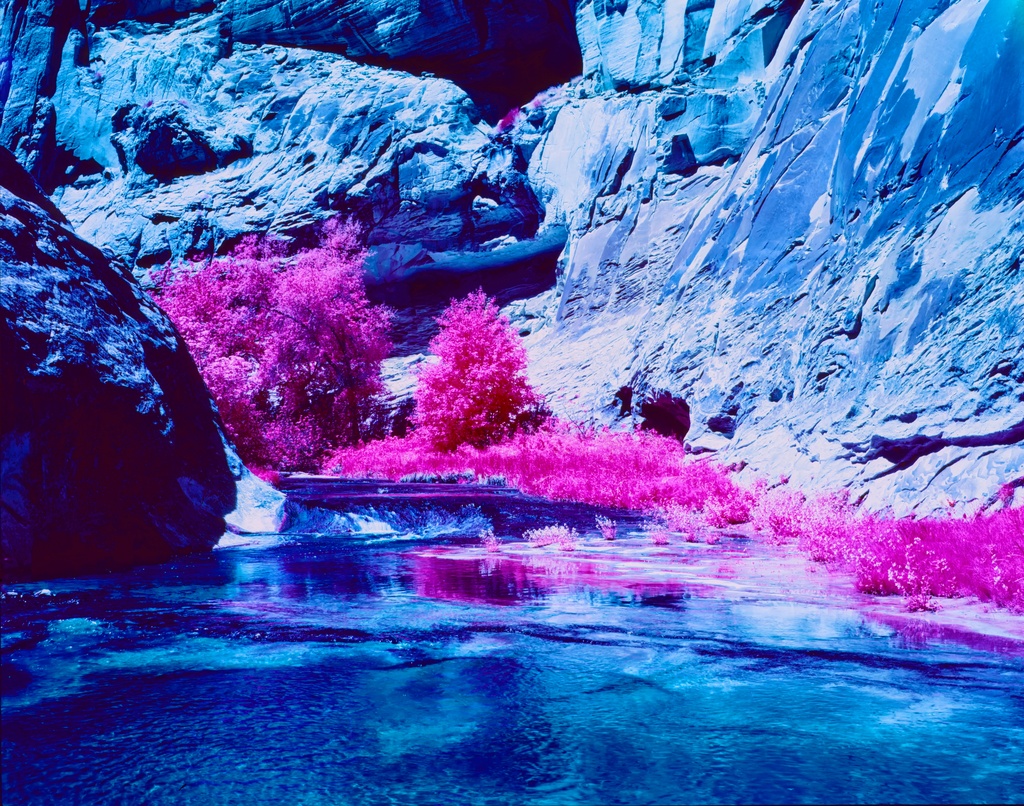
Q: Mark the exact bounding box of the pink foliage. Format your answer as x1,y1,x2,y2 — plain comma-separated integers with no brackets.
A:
480,528,501,553
646,524,671,546
596,516,617,541
413,291,544,451
330,424,1023,610
753,488,1024,611
156,221,391,470
524,524,579,551
328,422,749,517
850,509,1024,611
495,107,522,134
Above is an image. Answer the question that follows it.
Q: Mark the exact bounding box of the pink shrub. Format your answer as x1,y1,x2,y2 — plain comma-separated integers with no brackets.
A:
750,488,809,544
659,505,704,543
752,487,1024,611
495,107,522,134
905,593,940,613
645,523,671,546
596,516,617,541
524,524,579,551
850,509,1024,611
480,528,501,553
156,220,391,470
327,424,750,526
413,291,545,451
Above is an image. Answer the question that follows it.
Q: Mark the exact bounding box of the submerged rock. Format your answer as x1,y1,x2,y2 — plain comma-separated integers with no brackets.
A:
0,149,242,579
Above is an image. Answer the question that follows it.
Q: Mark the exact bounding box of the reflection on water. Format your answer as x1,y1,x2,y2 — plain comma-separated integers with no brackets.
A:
3,495,1024,805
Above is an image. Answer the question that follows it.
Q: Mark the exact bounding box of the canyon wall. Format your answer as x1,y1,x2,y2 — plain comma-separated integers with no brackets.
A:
3,0,1022,513
522,0,1024,512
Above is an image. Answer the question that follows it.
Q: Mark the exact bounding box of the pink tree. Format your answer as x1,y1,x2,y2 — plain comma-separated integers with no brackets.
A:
156,221,391,471
414,290,545,451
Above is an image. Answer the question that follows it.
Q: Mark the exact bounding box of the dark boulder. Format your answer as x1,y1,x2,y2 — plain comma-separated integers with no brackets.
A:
0,148,236,580
639,392,691,442
111,102,249,183
613,385,633,417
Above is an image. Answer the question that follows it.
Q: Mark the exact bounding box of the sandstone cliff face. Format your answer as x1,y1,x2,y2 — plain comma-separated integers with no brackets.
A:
1,149,246,580
4,0,1022,513
228,0,581,121
3,0,571,283
522,0,1024,512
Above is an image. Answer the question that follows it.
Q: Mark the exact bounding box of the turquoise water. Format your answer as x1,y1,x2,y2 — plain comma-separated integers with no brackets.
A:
3,495,1024,804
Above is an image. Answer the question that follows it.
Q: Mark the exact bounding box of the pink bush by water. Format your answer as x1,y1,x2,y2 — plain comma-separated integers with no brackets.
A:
413,291,544,451
327,422,746,515
156,221,391,470
753,487,1024,611
329,428,1022,610
524,524,579,551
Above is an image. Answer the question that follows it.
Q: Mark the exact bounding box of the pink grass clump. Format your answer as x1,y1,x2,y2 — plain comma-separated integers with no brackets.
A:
327,423,747,520
595,516,617,541
659,505,706,543
524,525,579,551
644,523,671,546
480,528,501,553
850,508,1024,611
753,487,1024,611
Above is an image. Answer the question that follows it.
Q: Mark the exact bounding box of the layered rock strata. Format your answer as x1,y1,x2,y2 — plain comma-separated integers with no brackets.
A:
3,0,1022,513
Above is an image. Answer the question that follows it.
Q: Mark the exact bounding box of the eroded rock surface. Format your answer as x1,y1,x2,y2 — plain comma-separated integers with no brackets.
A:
518,0,1024,512
0,149,239,579
2,0,569,284
229,0,582,121
3,0,1023,513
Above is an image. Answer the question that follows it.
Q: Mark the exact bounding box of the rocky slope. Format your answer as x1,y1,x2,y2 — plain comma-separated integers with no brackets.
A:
4,0,1023,513
0,149,277,580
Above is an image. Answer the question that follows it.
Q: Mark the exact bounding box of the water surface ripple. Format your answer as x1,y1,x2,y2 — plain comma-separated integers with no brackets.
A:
3,496,1024,805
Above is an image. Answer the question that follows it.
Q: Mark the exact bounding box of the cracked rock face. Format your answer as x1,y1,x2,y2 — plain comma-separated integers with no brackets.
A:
2,0,576,282
228,0,582,122
519,0,1024,513
3,0,1023,514
27,9,560,282
0,150,239,580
